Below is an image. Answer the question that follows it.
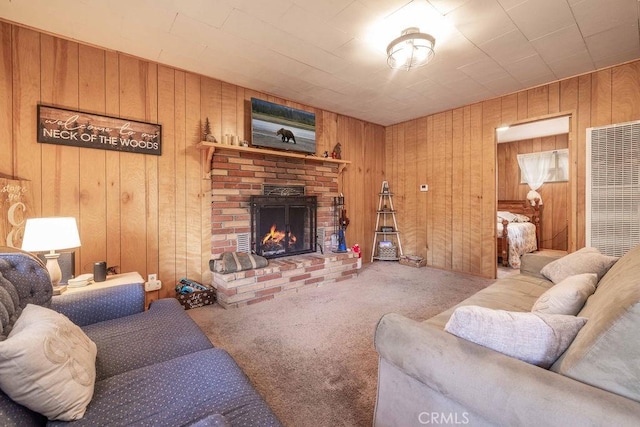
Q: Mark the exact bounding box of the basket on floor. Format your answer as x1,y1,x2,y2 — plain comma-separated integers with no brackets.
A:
377,245,397,260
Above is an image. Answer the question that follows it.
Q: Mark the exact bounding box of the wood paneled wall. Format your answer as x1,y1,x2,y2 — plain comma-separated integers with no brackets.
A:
0,23,385,298
387,61,640,278
497,135,569,250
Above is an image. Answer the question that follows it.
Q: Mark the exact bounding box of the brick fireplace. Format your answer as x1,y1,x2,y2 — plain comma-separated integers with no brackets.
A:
209,146,357,307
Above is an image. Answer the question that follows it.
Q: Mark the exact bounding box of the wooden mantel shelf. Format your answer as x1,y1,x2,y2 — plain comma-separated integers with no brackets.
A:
198,140,350,178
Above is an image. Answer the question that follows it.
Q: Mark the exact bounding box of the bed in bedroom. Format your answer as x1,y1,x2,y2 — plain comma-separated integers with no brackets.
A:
497,199,542,268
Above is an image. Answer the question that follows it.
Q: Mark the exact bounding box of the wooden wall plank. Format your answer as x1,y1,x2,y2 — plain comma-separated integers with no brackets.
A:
612,61,640,124
404,119,417,254
174,70,187,292
0,23,12,177
591,69,612,126
481,99,500,277
469,104,483,274
416,116,428,258
157,65,177,292
39,35,80,219
431,113,446,268
425,116,434,264
451,108,464,270
13,27,42,215
576,75,592,249
145,62,159,286
444,111,453,268
104,51,121,270
118,56,148,275
78,44,107,274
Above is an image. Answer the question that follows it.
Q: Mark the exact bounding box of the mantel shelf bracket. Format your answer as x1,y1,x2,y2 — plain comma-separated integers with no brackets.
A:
197,141,350,179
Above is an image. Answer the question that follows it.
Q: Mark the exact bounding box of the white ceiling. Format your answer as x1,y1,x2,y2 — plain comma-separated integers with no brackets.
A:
1,0,639,126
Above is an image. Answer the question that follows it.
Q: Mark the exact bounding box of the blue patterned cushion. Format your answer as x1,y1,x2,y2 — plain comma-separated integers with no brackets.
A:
0,388,46,426
47,348,282,427
50,283,145,327
0,271,21,340
82,298,214,381
0,250,52,309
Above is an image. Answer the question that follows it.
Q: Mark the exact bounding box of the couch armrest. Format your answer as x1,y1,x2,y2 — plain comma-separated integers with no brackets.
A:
519,252,564,279
50,283,145,327
375,313,640,426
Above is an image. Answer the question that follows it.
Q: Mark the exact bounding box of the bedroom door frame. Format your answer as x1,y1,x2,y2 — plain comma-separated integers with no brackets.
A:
494,111,577,268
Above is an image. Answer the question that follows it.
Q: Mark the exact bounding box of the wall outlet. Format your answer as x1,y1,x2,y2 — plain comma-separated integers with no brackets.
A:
145,274,161,292
420,184,428,192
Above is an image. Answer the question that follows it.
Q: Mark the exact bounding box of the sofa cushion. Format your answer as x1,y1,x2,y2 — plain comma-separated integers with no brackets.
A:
82,298,213,381
427,273,553,329
531,273,597,315
0,271,21,340
445,306,587,368
540,247,618,284
48,348,281,427
551,244,640,402
0,304,96,421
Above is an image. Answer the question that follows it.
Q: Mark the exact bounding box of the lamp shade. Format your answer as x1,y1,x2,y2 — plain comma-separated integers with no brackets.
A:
387,27,436,71
21,217,81,252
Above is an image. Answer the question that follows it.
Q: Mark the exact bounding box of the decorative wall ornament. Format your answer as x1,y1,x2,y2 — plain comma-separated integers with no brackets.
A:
37,105,162,155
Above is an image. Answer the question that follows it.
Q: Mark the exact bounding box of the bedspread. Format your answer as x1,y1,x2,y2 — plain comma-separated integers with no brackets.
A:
497,222,537,268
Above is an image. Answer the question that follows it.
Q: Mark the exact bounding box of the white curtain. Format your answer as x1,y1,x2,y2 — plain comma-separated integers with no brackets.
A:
517,151,554,205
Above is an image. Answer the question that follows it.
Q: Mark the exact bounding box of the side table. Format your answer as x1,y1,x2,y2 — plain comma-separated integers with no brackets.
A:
63,272,144,294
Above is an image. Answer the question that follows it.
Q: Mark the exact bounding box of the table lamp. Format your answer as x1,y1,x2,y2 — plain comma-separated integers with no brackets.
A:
21,217,81,291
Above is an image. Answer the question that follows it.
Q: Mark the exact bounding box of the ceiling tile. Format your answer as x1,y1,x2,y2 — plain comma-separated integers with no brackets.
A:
291,0,354,20
481,75,524,95
546,49,595,79
530,24,588,63
570,0,638,38
279,5,352,51
503,53,554,83
426,0,473,15
446,0,516,45
458,57,509,84
506,0,574,40
594,47,640,70
585,22,640,63
224,0,294,24
479,29,539,66
172,0,233,28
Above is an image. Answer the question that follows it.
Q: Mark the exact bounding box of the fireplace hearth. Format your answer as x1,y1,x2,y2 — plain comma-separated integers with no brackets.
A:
250,195,317,259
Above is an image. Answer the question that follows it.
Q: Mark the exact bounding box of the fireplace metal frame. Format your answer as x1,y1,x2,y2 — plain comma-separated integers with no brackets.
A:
250,195,317,258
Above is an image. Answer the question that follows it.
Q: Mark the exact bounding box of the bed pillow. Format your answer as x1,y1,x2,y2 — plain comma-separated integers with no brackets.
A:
0,304,97,421
532,273,597,315
497,211,517,223
540,247,618,284
513,213,530,223
445,306,587,368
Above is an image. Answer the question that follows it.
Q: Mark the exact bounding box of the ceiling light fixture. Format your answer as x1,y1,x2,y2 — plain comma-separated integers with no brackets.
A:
386,27,436,71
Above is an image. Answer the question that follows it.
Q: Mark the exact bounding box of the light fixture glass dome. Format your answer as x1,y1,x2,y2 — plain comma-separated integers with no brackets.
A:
386,27,436,71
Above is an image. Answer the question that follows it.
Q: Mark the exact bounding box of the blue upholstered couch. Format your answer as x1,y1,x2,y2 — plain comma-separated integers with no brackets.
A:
0,248,281,426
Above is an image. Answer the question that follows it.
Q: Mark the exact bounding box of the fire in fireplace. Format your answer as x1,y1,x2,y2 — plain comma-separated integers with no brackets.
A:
250,195,317,258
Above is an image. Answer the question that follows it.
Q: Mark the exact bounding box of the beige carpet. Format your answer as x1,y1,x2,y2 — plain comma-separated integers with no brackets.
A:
188,261,493,427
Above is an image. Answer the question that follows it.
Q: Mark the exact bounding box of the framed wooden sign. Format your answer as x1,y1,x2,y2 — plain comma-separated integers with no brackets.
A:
0,178,34,248
37,105,162,155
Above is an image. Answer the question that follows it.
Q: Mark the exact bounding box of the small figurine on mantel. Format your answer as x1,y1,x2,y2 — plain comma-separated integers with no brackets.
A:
322,151,329,158
331,142,342,159
203,117,217,143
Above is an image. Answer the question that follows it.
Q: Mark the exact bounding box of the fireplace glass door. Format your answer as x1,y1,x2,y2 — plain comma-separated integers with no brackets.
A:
250,196,317,258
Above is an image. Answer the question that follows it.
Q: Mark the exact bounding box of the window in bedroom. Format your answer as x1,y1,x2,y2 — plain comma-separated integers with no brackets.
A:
519,148,568,184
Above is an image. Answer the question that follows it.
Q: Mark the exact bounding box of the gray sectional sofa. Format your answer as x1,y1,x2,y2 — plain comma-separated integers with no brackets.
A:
374,246,640,426
0,248,281,426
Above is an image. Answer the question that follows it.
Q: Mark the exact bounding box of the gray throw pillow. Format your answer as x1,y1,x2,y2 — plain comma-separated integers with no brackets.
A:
540,247,618,284
445,305,587,368
532,273,597,315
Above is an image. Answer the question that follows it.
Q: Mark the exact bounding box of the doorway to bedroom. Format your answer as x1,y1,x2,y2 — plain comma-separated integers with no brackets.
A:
496,115,571,269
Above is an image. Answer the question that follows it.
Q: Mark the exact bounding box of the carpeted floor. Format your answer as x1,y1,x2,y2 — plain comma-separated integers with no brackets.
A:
188,261,493,427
